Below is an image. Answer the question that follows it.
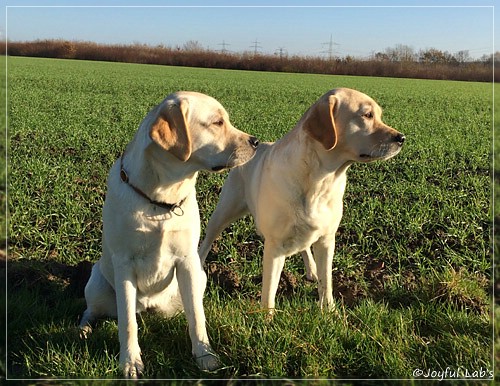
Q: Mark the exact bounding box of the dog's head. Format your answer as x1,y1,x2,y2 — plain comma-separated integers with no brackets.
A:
150,91,258,171
302,88,405,162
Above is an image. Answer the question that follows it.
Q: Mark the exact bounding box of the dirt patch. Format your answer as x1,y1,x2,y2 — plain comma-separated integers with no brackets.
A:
207,262,241,294
331,259,392,307
332,271,366,307
237,239,262,262
277,270,299,296
250,270,299,297
5,256,92,298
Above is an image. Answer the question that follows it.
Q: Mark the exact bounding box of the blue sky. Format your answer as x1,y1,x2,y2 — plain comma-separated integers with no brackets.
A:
3,1,497,59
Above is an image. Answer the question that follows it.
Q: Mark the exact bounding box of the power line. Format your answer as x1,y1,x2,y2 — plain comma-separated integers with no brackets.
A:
218,40,230,53
274,47,288,59
250,38,262,55
321,34,340,60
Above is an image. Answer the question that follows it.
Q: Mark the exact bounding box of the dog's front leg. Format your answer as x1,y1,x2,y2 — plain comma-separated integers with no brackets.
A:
114,264,144,379
261,242,287,313
176,257,221,372
313,236,335,310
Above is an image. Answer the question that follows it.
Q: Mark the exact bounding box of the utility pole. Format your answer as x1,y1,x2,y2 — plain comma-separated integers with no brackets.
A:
322,34,340,60
250,38,262,55
274,47,288,60
218,40,230,53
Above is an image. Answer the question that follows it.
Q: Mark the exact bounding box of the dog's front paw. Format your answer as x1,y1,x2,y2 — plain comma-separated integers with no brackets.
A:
319,296,338,314
79,324,92,339
195,349,222,372
121,352,144,379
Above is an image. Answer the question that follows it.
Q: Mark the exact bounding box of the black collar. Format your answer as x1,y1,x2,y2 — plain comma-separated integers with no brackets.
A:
119,153,186,216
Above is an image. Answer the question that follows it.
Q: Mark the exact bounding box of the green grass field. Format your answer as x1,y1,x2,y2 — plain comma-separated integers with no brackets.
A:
6,56,494,380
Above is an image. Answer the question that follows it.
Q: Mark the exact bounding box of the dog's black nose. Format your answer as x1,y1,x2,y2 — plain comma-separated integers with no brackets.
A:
249,136,260,149
394,133,405,145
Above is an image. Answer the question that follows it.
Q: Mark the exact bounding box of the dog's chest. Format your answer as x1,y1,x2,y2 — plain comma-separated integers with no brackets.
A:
133,250,178,297
131,220,195,294
300,171,345,222
275,178,345,254
293,200,341,245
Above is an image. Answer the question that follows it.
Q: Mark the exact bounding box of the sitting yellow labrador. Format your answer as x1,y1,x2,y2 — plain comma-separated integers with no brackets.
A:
199,88,404,312
79,91,259,378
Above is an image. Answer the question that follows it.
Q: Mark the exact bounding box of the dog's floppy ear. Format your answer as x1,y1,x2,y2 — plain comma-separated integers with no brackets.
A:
150,99,191,161
303,94,338,150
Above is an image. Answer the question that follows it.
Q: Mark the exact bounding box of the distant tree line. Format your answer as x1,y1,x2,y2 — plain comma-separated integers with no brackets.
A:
4,39,497,82
371,43,494,66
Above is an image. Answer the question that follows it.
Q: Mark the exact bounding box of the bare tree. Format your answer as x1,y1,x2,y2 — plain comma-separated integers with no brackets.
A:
455,50,471,64
373,51,390,61
183,40,204,52
385,44,415,62
479,53,493,65
419,48,447,64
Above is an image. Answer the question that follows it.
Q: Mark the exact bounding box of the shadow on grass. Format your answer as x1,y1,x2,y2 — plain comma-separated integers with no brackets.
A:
5,255,91,378
5,256,227,379
4,252,492,379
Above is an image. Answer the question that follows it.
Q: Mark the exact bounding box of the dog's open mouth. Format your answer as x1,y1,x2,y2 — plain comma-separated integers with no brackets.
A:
211,165,226,172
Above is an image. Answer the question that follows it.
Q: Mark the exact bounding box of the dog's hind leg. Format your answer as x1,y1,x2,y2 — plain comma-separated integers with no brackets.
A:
79,260,117,338
301,248,318,282
199,171,249,265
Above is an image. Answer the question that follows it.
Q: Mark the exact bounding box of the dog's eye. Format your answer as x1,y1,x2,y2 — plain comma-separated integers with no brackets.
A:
213,119,224,127
363,112,374,119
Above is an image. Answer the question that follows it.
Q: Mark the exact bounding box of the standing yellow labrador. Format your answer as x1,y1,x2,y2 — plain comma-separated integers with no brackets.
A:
200,88,404,312
79,91,259,378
